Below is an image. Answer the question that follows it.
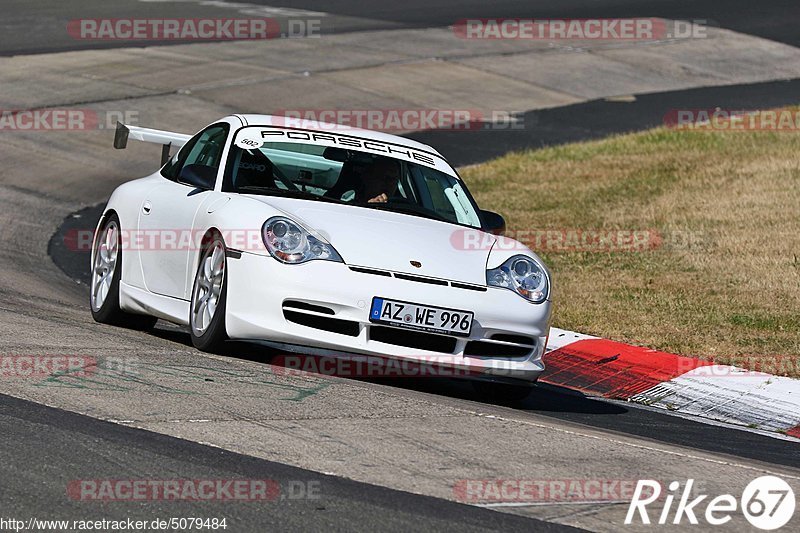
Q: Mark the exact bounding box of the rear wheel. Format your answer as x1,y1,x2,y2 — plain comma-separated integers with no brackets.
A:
189,234,228,352
90,213,157,330
472,381,534,405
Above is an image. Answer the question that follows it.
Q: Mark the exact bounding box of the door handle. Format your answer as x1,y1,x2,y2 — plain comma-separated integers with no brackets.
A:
142,201,152,215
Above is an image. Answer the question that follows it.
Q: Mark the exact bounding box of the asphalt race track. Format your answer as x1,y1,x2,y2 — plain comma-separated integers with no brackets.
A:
2,1,800,531
0,394,577,531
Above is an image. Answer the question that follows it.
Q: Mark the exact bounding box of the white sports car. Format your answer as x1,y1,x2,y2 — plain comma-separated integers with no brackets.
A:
91,115,552,400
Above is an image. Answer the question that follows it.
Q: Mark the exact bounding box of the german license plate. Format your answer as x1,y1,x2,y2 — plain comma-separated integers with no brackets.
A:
369,297,473,337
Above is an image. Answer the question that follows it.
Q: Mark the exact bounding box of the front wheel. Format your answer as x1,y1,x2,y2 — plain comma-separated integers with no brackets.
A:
189,235,228,352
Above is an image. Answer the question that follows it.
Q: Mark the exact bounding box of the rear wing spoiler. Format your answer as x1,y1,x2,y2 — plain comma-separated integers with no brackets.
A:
113,121,192,165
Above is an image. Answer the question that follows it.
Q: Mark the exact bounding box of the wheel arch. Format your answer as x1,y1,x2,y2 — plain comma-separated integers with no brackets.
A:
188,226,230,350
193,226,225,272
90,208,119,280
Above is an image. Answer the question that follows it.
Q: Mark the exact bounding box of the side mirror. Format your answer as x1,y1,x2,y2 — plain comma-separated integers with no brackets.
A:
177,164,216,190
481,210,506,236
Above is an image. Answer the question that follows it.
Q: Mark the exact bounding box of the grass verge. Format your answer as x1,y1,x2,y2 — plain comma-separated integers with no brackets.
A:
461,107,800,375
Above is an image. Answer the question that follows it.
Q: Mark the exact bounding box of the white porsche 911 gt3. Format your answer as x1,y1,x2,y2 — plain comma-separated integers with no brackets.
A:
91,115,552,400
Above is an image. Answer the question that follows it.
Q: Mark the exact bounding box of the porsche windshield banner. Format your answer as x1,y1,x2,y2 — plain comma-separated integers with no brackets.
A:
233,126,456,176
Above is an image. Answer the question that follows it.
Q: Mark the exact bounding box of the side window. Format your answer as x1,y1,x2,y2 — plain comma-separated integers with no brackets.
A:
160,147,190,182
423,174,457,219
408,163,455,218
160,123,230,185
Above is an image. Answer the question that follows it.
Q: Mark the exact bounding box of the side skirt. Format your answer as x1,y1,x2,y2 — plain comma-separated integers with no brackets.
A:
119,281,190,326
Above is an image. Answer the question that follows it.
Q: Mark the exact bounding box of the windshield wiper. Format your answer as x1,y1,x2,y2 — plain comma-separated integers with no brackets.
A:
238,186,346,204
361,202,450,224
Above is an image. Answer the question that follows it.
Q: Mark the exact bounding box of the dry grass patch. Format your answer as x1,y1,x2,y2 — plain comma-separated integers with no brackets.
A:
461,110,800,374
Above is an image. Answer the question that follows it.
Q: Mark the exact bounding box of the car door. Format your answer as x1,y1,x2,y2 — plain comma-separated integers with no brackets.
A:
138,123,229,300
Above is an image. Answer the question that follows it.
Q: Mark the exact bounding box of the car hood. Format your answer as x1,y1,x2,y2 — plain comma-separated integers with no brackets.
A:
251,196,494,285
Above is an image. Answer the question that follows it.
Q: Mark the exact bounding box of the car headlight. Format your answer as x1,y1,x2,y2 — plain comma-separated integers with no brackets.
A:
261,216,343,264
487,255,549,303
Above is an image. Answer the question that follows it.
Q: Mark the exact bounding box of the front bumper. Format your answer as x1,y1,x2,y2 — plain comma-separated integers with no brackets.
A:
225,252,551,383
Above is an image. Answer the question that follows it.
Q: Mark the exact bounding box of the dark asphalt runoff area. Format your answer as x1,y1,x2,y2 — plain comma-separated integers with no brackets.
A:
409,78,800,166
1,0,798,56
0,393,580,532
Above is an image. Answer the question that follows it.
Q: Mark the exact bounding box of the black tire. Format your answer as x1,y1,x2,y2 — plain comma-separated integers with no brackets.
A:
189,234,228,352
472,381,535,405
90,213,158,331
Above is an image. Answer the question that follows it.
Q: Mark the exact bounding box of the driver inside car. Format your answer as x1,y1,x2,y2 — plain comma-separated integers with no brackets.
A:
357,157,401,203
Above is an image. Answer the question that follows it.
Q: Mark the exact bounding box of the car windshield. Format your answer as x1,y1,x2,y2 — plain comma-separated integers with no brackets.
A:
223,141,482,228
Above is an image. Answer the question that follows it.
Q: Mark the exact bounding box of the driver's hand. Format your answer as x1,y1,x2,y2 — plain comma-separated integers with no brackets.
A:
368,193,388,203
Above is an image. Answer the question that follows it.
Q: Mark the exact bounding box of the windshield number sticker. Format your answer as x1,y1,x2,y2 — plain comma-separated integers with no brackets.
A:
235,137,264,150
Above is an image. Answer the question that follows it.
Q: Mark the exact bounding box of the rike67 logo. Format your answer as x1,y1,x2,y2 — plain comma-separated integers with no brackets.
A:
626,476,795,530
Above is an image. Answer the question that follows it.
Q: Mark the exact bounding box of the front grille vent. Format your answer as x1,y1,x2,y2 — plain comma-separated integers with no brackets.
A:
348,266,487,292
369,326,457,353
282,301,359,337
